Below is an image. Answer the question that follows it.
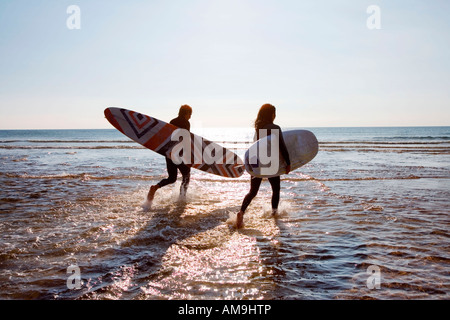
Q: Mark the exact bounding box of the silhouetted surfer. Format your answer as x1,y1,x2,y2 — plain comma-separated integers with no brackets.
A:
146,105,192,206
236,104,291,229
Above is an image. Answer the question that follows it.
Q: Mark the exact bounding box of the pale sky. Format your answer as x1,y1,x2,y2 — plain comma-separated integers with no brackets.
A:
0,0,449,129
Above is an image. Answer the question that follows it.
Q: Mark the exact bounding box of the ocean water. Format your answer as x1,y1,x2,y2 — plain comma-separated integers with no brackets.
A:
0,126,449,300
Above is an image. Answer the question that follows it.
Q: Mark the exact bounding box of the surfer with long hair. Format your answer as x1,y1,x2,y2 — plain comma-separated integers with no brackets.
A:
235,104,291,229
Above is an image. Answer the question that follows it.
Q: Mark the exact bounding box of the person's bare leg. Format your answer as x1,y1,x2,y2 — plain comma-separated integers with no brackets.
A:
147,185,159,202
236,177,262,229
236,210,244,229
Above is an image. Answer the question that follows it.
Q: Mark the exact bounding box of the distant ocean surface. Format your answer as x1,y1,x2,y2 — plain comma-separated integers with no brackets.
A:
0,126,449,299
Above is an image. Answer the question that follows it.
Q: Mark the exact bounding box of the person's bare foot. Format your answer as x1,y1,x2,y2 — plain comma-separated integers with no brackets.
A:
235,210,244,229
147,185,159,202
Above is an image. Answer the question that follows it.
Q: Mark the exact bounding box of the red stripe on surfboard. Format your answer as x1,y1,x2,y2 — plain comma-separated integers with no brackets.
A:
143,123,175,151
129,111,151,130
216,164,228,177
104,108,124,134
230,165,238,177
219,153,229,177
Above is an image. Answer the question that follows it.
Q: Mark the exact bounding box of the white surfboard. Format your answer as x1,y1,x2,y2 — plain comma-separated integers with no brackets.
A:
244,129,319,178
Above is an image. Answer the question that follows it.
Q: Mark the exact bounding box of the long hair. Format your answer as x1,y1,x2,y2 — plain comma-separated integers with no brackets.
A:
254,104,276,131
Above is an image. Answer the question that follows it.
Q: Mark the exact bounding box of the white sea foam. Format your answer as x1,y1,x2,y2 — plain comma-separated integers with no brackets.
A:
261,201,292,218
226,211,239,227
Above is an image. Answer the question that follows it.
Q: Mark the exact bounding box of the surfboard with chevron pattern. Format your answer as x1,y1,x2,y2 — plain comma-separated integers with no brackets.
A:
104,107,245,178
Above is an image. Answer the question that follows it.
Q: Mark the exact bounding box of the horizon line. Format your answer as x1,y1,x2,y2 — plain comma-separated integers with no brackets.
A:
1,125,449,131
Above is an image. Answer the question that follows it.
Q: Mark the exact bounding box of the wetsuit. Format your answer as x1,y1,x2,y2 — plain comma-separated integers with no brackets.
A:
156,116,191,196
240,124,291,212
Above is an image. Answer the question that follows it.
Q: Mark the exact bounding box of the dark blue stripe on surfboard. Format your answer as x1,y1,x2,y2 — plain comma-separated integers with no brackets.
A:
120,109,160,140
